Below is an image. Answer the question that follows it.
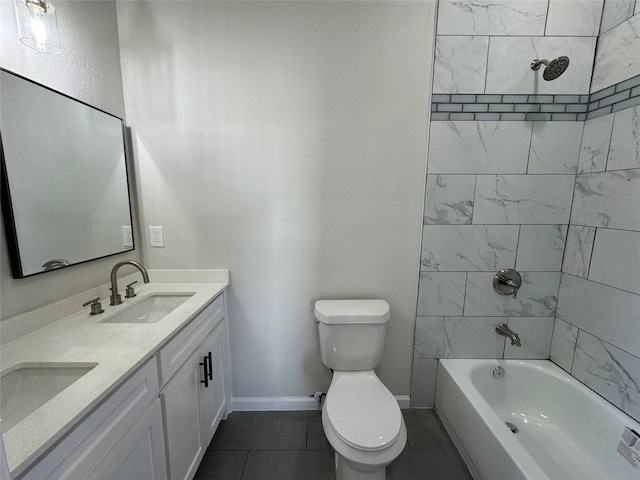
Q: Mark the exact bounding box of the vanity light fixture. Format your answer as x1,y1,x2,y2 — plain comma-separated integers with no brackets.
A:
14,0,61,54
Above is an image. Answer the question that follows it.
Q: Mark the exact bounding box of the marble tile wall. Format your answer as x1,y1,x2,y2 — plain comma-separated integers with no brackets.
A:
601,0,638,34
552,104,640,423
412,118,574,406
411,0,598,407
431,0,640,122
433,0,602,99
411,0,640,410
433,0,640,98
592,7,640,92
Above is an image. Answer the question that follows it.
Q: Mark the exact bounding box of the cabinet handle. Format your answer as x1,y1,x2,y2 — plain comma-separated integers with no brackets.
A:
207,352,213,381
200,356,209,388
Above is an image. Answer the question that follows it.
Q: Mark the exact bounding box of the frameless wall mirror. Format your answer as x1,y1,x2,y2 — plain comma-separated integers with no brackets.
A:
0,68,134,278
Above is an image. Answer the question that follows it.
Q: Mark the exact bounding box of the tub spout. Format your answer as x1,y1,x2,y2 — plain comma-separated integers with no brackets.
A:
496,323,521,346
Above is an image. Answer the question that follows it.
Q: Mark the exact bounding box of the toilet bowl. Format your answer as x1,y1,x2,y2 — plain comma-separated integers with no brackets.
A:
322,371,407,480
314,299,406,480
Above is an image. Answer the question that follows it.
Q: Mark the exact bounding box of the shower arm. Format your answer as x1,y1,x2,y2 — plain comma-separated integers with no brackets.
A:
530,59,549,71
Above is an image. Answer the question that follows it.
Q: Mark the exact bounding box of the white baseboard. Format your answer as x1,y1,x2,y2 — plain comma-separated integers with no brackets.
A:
231,395,412,412
231,396,318,411
395,395,411,409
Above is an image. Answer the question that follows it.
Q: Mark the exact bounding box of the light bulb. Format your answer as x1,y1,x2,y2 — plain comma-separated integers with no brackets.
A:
31,16,47,51
25,0,46,13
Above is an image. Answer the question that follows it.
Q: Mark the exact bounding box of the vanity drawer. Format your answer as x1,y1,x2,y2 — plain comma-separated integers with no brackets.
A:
158,293,224,387
18,358,159,480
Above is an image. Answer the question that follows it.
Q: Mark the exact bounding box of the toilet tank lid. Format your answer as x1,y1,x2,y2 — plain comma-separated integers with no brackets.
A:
314,299,390,324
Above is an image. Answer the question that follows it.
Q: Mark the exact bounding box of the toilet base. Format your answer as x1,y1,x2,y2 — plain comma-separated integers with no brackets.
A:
335,452,386,480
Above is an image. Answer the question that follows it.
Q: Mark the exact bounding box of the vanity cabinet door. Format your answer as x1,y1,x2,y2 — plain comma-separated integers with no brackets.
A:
200,321,228,446
158,294,230,480
160,350,205,480
87,399,167,480
158,294,225,387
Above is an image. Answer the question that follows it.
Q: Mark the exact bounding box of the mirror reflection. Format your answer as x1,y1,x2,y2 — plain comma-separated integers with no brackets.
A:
0,69,134,278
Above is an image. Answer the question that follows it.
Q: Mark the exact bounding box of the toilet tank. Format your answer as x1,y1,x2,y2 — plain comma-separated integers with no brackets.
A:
314,299,390,371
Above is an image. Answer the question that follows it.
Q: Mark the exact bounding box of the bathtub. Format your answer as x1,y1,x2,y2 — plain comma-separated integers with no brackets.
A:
435,359,640,480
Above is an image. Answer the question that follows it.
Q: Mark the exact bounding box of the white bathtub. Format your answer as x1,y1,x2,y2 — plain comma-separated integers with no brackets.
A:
435,359,640,480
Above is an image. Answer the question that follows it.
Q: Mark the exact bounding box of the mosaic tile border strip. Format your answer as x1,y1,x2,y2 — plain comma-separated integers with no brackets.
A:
587,74,640,120
431,94,589,122
431,73,640,121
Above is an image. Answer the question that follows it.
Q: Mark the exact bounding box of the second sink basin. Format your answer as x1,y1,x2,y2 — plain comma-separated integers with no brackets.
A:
101,294,193,324
1,363,97,433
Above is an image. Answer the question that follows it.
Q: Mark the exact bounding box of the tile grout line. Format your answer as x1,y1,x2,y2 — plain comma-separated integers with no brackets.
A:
239,450,249,480
603,106,616,171
305,410,309,451
585,227,597,280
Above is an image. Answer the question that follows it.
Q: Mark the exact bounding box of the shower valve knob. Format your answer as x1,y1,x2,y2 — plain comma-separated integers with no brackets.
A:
493,269,522,299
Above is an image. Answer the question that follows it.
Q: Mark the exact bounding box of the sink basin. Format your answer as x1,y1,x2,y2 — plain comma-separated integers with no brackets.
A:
101,294,193,324
1,363,96,432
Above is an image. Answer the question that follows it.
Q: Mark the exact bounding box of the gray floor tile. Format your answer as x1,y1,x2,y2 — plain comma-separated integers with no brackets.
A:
306,411,331,450
194,450,247,480
403,409,452,449
388,446,472,480
209,411,307,451
241,450,335,480
386,446,418,480
200,410,470,479
408,447,473,480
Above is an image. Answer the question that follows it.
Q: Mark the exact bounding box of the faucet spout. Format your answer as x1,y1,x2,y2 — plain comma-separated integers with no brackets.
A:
110,260,150,306
495,323,521,347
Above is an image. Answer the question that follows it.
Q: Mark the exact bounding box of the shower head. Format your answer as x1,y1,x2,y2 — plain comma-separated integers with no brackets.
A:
530,56,570,81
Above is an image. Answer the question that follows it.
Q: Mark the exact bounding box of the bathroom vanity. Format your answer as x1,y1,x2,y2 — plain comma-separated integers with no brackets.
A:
1,270,231,480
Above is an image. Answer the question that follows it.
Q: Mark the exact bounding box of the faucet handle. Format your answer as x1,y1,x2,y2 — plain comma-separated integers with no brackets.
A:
125,281,138,298
82,297,104,315
501,276,519,298
493,268,522,299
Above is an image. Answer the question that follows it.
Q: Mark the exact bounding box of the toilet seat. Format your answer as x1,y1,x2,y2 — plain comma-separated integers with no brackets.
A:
325,371,402,452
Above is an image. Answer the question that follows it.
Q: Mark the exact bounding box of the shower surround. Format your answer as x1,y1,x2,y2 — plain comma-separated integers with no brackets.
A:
412,0,640,424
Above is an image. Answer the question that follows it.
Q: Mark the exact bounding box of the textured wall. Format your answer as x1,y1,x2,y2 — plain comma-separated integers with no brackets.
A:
0,0,125,116
0,0,141,319
117,1,436,398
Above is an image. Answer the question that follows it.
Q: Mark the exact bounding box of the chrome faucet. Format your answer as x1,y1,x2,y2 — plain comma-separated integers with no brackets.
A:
496,323,521,347
110,260,150,305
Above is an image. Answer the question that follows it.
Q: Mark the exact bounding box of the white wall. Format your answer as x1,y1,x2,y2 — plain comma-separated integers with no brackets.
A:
0,0,141,319
117,1,436,397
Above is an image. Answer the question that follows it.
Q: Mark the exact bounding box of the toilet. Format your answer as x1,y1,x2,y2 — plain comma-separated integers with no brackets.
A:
314,299,407,480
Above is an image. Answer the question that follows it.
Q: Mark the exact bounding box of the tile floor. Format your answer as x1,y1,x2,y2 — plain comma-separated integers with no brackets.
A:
194,409,473,480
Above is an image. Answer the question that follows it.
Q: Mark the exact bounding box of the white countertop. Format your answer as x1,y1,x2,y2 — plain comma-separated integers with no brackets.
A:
1,271,229,477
